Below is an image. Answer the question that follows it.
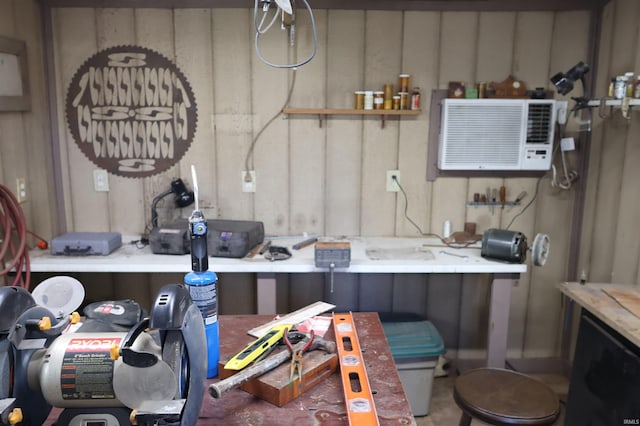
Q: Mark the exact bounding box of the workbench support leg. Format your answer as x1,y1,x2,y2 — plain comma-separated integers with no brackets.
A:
257,272,277,315
486,273,517,368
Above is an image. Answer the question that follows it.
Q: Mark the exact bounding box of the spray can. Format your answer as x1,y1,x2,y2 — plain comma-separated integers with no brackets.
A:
184,209,219,378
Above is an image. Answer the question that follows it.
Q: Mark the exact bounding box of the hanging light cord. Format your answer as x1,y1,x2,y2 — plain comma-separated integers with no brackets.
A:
254,0,318,69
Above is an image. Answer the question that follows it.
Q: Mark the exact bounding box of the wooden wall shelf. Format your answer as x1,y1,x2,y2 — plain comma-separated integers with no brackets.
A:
282,107,421,128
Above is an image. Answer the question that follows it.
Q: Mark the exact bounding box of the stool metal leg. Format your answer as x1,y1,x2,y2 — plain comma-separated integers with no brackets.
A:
458,412,472,426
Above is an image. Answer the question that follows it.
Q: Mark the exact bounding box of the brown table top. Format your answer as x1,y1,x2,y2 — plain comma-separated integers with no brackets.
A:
199,312,416,425
557,282,640,348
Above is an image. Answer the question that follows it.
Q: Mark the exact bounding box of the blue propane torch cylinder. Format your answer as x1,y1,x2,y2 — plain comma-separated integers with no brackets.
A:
184,209,219,378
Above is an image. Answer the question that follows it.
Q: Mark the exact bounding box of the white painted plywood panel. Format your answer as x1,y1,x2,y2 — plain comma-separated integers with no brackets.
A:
504,11,554,356
525,11,590,357
55,8,110,232
289,9,327,235
251,8,290,235
211,9,254,220
95,9,146,236
325,10,365,236
175,9,217,221
396,11,438,237
360,10,403,236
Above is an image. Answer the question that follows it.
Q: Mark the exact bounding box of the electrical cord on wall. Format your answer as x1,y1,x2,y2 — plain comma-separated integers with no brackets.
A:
243,68,297,179
505,175,544,230
0,183,31,289
394,177,478,249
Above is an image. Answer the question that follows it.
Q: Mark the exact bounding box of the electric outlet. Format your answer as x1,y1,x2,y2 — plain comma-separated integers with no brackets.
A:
242,170,256,193
93,169,109,192
16,178,26,203
386,170,400,192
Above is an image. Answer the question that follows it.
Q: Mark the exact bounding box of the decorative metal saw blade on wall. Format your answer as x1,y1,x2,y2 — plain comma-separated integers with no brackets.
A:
65,45,198,178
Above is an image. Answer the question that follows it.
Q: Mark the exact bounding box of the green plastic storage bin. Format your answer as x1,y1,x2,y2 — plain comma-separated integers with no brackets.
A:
382,318,445,416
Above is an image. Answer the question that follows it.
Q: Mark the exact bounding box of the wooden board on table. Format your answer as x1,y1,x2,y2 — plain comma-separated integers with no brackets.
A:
602,287,640,318
218,348,338,407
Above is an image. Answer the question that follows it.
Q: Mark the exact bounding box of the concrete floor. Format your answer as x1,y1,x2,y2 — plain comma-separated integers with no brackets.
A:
414,373,569,426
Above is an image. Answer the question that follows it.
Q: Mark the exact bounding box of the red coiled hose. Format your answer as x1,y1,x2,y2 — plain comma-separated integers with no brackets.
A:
0,183,30,289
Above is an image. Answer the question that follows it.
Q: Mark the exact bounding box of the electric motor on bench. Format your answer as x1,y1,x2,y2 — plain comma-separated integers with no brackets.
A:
481,228,550,266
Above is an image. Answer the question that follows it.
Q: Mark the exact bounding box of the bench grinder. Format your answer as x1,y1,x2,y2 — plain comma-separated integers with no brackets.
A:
0,283,206,426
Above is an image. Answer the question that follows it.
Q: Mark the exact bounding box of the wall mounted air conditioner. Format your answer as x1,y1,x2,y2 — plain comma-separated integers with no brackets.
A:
438,98,557,171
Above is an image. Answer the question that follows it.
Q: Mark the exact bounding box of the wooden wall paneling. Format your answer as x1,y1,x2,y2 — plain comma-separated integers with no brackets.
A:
588,1,634,283
175,9,217,222
612,113,640,283
428,11,478,354
0,1,13,36
610,0,640,285
356,11,403,309
133,9,181,299
212,9,254,220
456,273,490,353
326,273,359,312
359,273,394,312
134,9,181,244
504,12,554,356
360,10,402,237
395,11,438,237
58,9,112,232
51,8,73,231
250,10,290,235
288,272,325,310
94,9,148,305
14,0,55,245
288,9,327,235
391,273,428,317
578,1,615,285
324,10,365,236
425,274,462,349
216,272,256,314
209,10,257,309
524,11,590,357
95,9,145,236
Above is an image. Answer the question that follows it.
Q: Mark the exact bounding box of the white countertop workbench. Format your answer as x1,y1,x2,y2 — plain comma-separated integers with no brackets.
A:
29,236,526,274
29,236,526,368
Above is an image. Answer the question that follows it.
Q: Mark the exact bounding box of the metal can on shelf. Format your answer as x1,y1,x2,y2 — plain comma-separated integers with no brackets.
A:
373,91,385,110
410,87,421,110
477,82,487,98
392,95,401,110
398,92,409,110
383,84,394,109
398,74,410,93
364,91,374,110
354,91,365,109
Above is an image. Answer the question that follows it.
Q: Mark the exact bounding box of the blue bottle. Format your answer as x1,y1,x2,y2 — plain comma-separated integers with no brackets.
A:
184,209,219,378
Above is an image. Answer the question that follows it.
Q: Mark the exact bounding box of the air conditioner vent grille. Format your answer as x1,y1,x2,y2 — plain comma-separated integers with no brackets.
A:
442,104,523,167
526,103,553,144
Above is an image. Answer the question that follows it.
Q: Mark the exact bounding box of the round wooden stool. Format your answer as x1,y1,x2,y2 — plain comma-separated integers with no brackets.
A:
453,368,560,426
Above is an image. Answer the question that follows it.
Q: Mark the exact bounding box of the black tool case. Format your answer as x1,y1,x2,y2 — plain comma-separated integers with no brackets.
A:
50,232,122,256
207,220,264,258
